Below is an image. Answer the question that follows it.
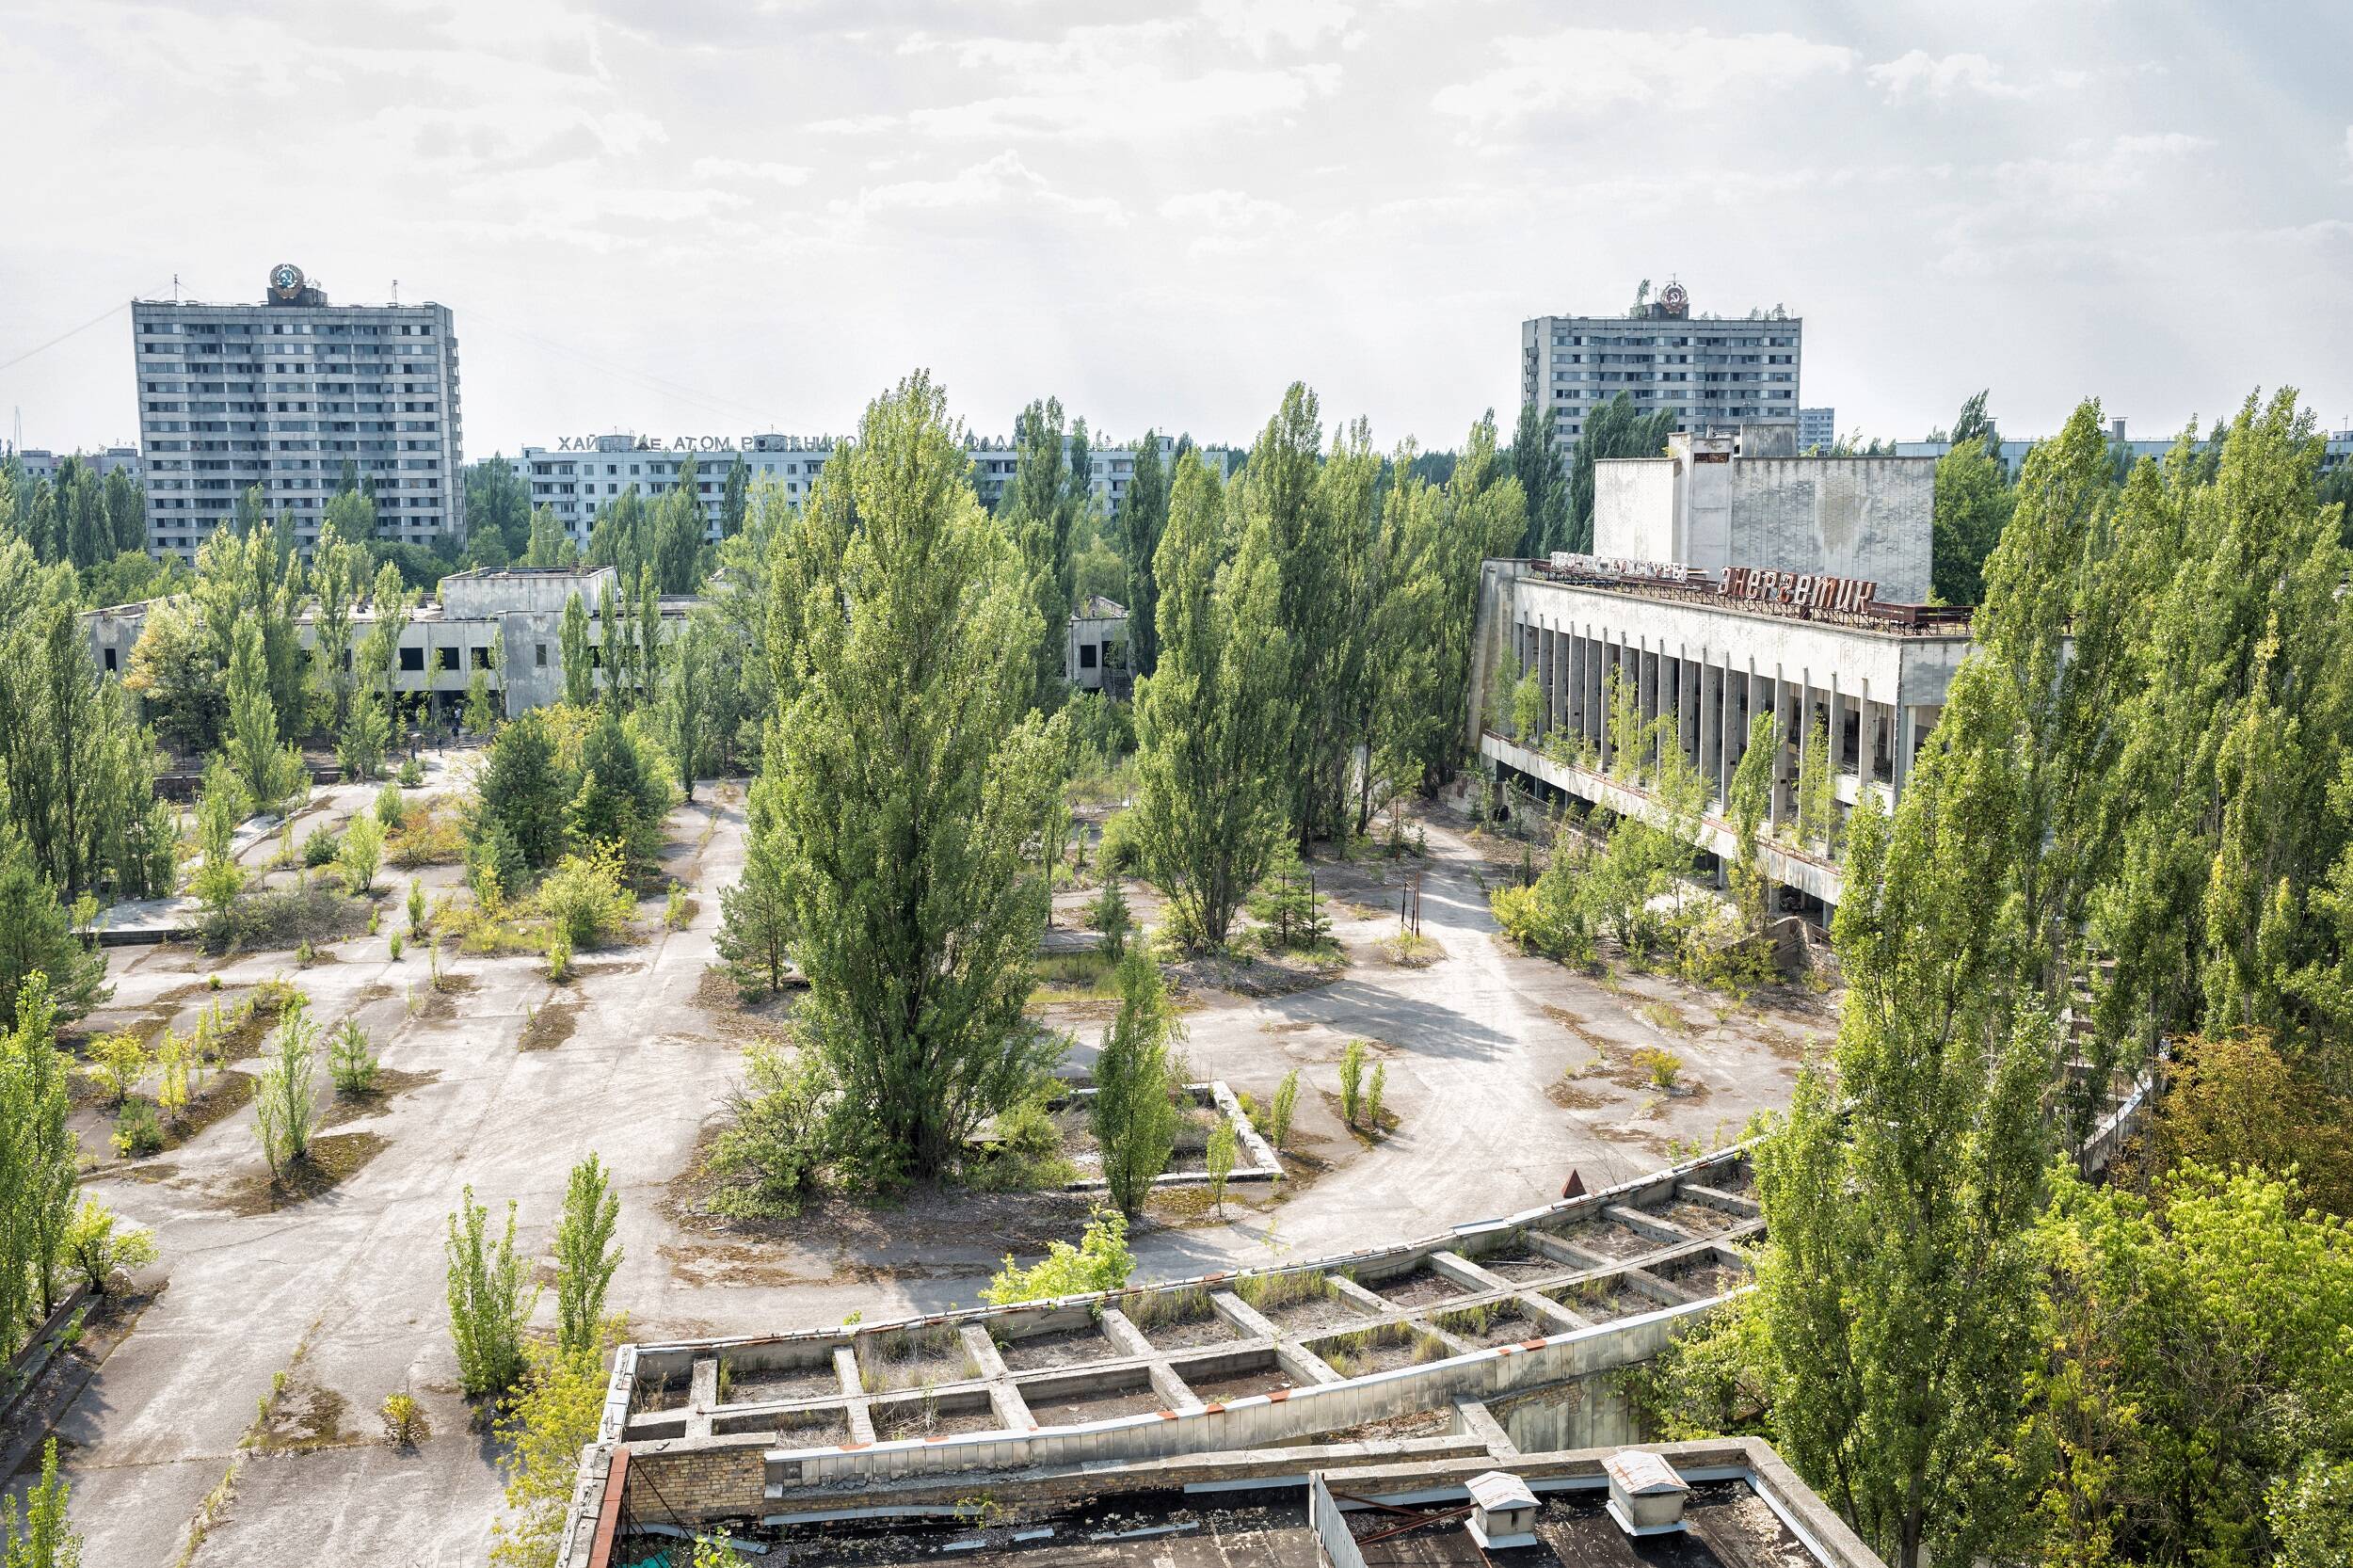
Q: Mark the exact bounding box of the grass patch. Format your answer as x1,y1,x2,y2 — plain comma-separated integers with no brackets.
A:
1030,951,1122,1001
857,1325,977,1393
1372,931,1446,968
1637,1000,1690,1036
1120,1286,1213,1333
1236,1270,1333,1314
518,997,584,1053
199,886,373,956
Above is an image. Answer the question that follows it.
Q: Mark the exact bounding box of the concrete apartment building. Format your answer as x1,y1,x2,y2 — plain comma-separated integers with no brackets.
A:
514,432,1237,547
1798,405,1836,451
132,264,464,560
1521,281,1801,462
1469,422,1968,913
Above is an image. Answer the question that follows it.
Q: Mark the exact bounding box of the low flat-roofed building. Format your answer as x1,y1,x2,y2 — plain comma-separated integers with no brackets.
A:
554,1150,1799,1562
81,564,686,728
564,1438,1881,1567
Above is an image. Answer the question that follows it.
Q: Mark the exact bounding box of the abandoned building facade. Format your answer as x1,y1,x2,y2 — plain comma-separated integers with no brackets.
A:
1469,421,1975,911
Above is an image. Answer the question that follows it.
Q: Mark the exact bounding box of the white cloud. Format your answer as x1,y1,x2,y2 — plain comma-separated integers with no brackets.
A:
1433,28,1855,135
1199,0,1357,56
1867,50,2025,102
834,150,1126,226
690,157,812,184
907,66,1337,141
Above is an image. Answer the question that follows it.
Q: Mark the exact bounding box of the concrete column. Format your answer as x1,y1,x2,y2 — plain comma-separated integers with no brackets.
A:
1895,702,1920,797
1859,683,1881,802
1537,625,1555,739
1698,661,1721,801
1681,655,1702,774
1768,672,1792,827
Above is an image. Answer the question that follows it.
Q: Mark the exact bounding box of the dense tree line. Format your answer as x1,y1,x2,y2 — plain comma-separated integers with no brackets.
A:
1652,391,2353,1568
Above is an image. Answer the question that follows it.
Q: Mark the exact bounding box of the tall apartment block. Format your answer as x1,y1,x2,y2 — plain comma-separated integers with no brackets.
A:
133,264,463,559
1520,281,1801,462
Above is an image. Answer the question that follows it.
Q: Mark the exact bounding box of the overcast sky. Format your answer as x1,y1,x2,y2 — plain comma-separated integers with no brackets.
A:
3,0,2349,460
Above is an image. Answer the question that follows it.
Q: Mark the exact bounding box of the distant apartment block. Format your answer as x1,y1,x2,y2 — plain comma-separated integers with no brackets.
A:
1521,281,1801,462
5,444,143,486
133,264,464,559
1896,416,2353,482
513,432,1238,546
1798,406,1835,451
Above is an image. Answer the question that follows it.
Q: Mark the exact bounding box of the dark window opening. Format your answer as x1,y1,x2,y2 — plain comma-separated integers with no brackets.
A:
535,643,549,667
472,647,492,669
1078,643,1097,669
103,647,118,672
398,646,424,672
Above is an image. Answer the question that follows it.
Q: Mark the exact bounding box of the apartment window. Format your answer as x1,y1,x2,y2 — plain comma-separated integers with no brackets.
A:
472,647,492,669
1079,643,1098,670
438,647,460,672
399,646,425,672
535,643,550,668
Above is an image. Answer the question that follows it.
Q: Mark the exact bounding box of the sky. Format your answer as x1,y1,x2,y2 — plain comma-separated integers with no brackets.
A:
3,0,2350,460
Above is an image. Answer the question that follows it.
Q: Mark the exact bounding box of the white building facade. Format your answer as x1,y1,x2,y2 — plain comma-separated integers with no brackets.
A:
1594,424,1936,603
132,264,464,560
1520,282,1801,462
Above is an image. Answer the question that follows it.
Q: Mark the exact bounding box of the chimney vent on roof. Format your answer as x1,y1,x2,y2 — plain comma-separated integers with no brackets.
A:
1464,1470,1540,1550
1603,1449,1691,1537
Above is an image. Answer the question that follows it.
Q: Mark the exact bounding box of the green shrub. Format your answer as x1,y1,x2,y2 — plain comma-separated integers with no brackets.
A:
328,1020,379,1095
1207,1115,1238,1213
1092,952,1179,1216
85,1030,149,1106
446,1186,534,1399
64,1197,158,1293
396,756,425,789
536,844,633,949
380,1391,429,1448
1269,1068,1300,1151
708,1045,838,1219
1366,1062,1386,1134
981,1210,1133,1304
967,1084,1077,1192
112,1097,166,1158
1632,1046,1684,1091
1339,1039,1368,1128
376,780,407,830
1096,809,1144,876
302,825,342,868
254,995,319,1177
340,811,385,895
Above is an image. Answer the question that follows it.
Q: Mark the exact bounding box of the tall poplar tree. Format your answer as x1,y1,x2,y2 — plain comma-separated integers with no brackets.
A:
760,372,1067,1180
1507,399,1566,556
1117,434,1171,678
1000,397,1080,709
1132,450,1291,945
